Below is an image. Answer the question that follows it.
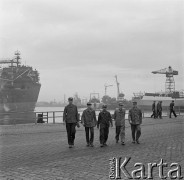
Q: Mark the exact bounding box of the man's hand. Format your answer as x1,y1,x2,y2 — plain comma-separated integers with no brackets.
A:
97,125,99,129
76,122,80,128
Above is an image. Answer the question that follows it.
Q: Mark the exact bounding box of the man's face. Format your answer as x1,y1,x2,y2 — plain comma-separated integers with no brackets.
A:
68,100,73,104
87,105,92,109
119,105,123,109
133,103,137,108
102,107,107,111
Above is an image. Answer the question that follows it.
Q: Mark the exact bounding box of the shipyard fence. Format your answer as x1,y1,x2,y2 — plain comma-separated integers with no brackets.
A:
0,106,183,125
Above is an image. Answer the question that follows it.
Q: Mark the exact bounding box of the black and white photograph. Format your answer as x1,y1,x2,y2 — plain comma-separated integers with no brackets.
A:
0,0,184,179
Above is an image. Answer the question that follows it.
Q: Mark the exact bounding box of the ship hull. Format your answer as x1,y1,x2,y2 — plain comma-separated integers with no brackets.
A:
134,96,184,112
0,83,41,124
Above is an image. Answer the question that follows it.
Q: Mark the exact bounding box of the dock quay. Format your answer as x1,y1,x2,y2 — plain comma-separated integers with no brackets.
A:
0,116,184,179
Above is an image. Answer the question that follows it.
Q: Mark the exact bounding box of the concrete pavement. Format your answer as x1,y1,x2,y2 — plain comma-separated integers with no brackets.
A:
0,116,184,180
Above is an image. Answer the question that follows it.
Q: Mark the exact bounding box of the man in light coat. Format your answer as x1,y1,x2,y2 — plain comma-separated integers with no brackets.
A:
81,102,97,147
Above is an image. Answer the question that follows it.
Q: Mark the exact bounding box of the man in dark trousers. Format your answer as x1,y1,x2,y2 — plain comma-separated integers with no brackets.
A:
157,101,162,119
151,101,156,118
113,102,126,145
169,100,177,118
81,102,97,147
97,104,113,147
63,97,80,148
128,101,142,144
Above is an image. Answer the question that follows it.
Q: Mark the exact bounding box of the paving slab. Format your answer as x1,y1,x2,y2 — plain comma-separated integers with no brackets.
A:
0,116,183,180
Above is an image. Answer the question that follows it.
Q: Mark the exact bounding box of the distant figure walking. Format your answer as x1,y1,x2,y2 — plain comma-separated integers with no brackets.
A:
97,104,113,147
157,101,162,119
169,100,177,118
81,102,97,147
113,102,126,145
151,101,156,118
128,101,142,144
63,97,80,148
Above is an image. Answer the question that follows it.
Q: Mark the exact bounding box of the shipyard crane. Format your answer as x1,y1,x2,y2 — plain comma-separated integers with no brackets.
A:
115,75,120,99
152,66,178,93
104,84,113,96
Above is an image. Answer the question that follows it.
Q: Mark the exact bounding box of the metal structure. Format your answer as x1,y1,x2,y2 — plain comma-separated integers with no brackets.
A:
115,75,120,99
152,66,178,93
104,84,113,95
90,93,100,101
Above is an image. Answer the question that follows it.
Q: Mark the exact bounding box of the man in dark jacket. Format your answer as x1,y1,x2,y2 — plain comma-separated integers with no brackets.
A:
113,102,126,145
128,101,142,144
97,104,113,147
157,101,162,119
151,101,156,118
63,97,80,148
81,102,97,147
169,100,177,118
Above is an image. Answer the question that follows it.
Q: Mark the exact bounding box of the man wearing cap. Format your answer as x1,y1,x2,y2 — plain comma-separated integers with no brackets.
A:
169,100,177,118
157,101,162,119
113,102,126,145
63,97,80,148
97,104,113,147
128,101,142,144
81,102,97,147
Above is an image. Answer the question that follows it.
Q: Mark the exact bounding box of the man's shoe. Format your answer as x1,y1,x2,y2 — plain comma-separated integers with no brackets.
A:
90,144,94,147
100,144,104,147
103,143,107,146
86,144,90,147
136,140,140,144
69,145,72,148
121,142,125,145
132,140,135,144
116,140,118,143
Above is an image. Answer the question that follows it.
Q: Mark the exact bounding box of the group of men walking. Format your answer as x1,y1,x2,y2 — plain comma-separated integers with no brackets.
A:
151,100,177,119
63,97,142,148
150,101,162,119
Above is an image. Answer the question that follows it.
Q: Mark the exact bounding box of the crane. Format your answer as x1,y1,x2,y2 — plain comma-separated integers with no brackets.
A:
115,75,120,99
104,84,113,96
152,66,178,93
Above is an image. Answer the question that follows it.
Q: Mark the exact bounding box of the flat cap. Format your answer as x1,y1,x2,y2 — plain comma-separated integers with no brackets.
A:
68,97,73,101
87,102,92,105
102,104,107,108
132,101,137,104
119,102,124,106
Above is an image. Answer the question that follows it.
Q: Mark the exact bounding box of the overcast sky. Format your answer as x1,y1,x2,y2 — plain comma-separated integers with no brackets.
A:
0,0,184,102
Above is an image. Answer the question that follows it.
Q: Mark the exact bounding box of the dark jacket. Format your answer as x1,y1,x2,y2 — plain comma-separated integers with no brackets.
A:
152,103,156,111
128,107,142,125
63,104,79,123
114,108,126,126
97,110,112,128
170,102,175,110
81,108,97,127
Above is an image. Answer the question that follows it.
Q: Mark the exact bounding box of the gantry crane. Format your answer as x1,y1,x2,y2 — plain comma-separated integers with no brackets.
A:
104,84,113,96
152,66,178,93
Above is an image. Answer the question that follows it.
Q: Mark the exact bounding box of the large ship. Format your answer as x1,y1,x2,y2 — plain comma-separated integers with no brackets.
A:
132,66,184,112
0,51,41,124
